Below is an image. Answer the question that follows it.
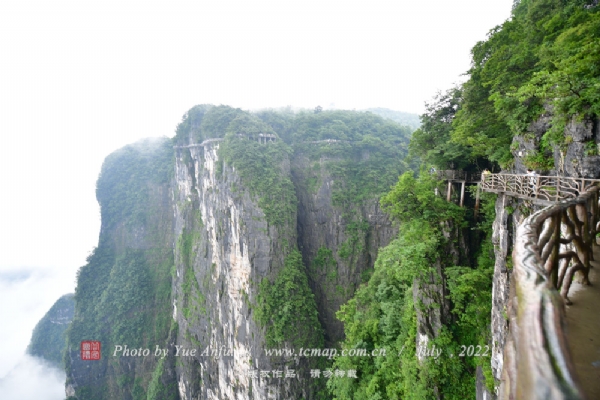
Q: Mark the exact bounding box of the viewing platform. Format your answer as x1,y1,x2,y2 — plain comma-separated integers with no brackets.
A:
433,170,481,206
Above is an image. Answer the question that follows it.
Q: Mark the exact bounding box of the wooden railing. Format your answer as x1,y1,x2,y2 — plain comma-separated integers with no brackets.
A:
481,173,600,204
501,187,600,399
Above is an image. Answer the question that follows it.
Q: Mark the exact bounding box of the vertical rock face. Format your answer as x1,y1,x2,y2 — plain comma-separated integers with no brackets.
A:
561,119,600,178
292,153,397,345
171,137,401,398
511,116,600,179
172,142,305,399
489,195,516,385
487,193,548,399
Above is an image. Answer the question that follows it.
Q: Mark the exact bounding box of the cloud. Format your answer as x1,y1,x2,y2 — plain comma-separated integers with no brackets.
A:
0,268,75,378
0,354,65,400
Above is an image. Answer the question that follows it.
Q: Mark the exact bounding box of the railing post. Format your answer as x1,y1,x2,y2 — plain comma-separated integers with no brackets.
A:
535,175,540,199
447,181,452,202
557,176,560,202
460,181,466,207
592,192,599,247
551,214,560,288
475,183,481,219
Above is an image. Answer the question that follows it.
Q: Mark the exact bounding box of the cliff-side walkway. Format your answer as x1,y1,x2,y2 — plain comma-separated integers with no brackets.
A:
480,173,600,205
500,186,600,399
565,241,600,400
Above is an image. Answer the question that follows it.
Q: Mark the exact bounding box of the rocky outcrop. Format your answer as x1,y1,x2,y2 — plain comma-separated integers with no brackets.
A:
479,191,537,400
560,119,600,178
511,115,600,178
170,134,402,398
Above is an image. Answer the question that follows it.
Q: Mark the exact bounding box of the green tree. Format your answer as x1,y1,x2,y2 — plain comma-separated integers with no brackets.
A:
255,250,324,348
409,87,473,169
451,0,600,166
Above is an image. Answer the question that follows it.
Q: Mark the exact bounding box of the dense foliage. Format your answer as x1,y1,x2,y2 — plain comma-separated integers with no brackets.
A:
66,138,175,400
173,104,414,338
327,172,496,399
174,104,247,143
257,108,412,230
390,8,600,394
409,88,476,170
220,132,297,228
27,293,75,367
177,107,413,215
255,250,324,348
63,3,600,398
95,138,173,231
410,0,600,170
257,109,414,336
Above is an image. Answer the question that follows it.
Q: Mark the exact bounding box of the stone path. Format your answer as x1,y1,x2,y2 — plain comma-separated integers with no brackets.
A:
565,241,600,399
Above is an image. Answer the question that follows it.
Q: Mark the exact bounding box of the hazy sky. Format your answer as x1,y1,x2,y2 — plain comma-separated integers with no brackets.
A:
0,0,513,395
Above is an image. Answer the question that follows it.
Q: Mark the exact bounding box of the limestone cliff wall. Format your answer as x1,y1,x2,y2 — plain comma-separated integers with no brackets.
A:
170,141,399,398
512,116,600,178
291,153,397,345
172,142,307,400
489,195,517,391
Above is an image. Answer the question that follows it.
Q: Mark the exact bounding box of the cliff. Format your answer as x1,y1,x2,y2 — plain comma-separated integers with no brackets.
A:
171,133,322,399
27,293,75,367
65,105,411,399
65,137,178,400
291,147,397,345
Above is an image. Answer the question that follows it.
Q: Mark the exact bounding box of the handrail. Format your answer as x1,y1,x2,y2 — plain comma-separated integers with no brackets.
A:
173,138,224,149
481,173,600,204
174,134,280,149
501,186,600,399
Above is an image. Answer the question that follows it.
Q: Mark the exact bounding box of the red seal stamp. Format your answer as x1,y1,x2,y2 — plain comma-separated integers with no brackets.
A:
81,341,101,360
